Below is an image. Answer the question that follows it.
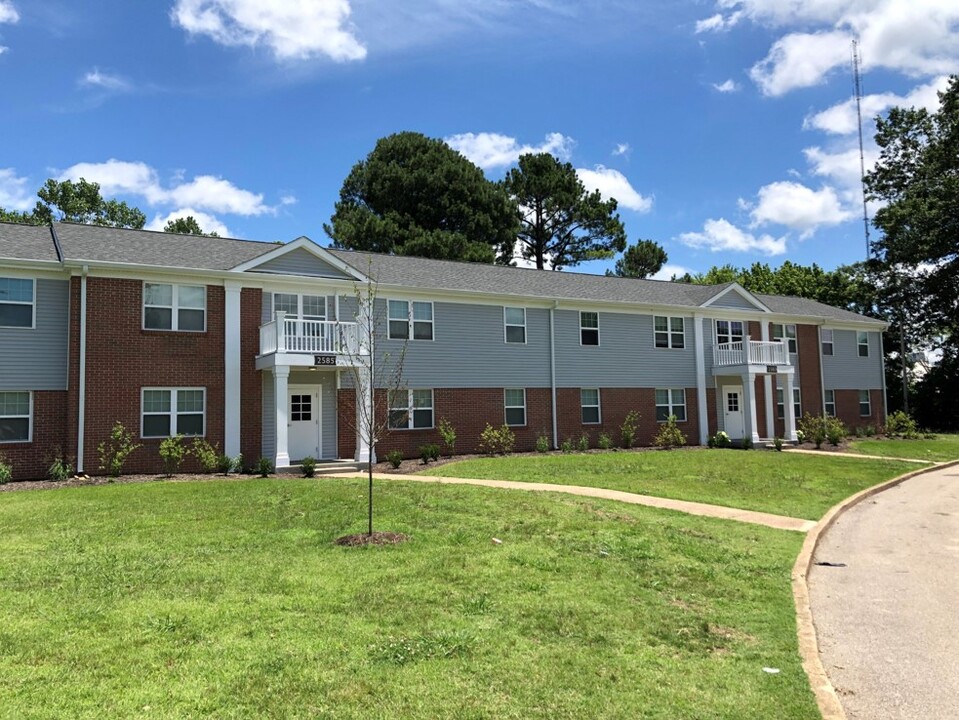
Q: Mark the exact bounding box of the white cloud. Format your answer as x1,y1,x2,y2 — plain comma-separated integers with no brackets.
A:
695,11,741,33
679,218,786,256
575,165,652,213
804,76,950,135
652,264,693,281
444,132,574,170
280,195,297,206
750,30,852,96
171,0,366,62
0,168,32,211
0,1,18,24
712,79,740,93
145,208,231,236
79,68,132,92
804,145,879,190
0,46,8,55
749,180,851,237
612,142,630,157
57,159,274,216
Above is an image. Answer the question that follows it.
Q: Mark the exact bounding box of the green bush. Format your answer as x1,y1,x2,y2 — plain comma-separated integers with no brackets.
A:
47,449,74,481
773,437,784,452
620,411,640,449
301,456,316,478
864,425,876,437
597,432,612,450
798,413,827,449
97,421,141,478
217,454,234,475
561,438,574,454
232,454,245,474
535,434,550,453
0,454,11,484
655,416,687,449
438,418,457,457
577,433,590,452
826,418,847,446
478,424,515,456
255,456,273,478
419,444,440,464
710,431,731,449
159,434,188,477
885,410,918,439
192,438,219,474
385,450,403,469
741,437,753,450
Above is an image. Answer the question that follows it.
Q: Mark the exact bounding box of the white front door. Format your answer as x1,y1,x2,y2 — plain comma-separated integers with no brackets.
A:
722,385,744,439
288,385,321,461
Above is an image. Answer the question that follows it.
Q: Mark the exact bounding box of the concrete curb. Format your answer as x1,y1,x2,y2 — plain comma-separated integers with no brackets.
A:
791,458,959,720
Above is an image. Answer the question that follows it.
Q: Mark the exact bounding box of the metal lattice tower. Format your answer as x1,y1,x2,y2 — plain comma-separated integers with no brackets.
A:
852,38,870,258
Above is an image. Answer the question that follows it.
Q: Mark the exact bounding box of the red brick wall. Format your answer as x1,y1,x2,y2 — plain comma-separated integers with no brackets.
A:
3,391,69,481
797,324,823,419
239,288,262,463
834,388,885,431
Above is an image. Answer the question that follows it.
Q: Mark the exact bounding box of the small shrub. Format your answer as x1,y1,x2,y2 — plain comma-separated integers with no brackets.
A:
301,456,316,478
741,437,754,450
47,448,74,481
773,437,784,452
924,432,938,440
655,415,687,449
192,438,219,474
419,444,440,464
826,417,847,446
885,410,919,439
855,425,866,438
577,433,591,452
255,456,273,478
561,438,574,454
597,432,612,450
0,454,11,484
798,413,827,449
796,429,806,443
864,425,876,437
620,410,640,449
159,434,188,477
97,421,141,478
232,454,245,474
438,418,457,457
711,431,731,449
478,424,515,456
217,454,234,475
535,433,550,453
385,450,403,469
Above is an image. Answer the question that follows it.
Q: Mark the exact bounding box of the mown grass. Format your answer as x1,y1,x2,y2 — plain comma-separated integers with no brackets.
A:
0,478,818,719
421,449,918,520
847,433,959,463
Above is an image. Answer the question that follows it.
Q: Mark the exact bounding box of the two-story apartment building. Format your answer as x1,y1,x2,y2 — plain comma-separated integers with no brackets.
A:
0,222,888,480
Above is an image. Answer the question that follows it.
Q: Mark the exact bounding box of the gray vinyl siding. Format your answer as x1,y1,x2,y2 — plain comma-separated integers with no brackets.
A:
251,248,354,279
709,292,762,311
553,310,696,388
376,300,552,388
261,372,275,462
702,318,715,388
0,278,69,390
289,369,338,458
822,330,883,389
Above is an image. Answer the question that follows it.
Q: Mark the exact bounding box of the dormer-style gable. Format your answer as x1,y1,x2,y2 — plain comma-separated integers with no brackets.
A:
699,283,771,313
232,236,366,281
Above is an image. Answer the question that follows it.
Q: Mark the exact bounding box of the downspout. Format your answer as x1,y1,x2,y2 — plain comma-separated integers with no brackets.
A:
817,324,827,417
77,265,88,474
880,332,889,425
549,302,558,450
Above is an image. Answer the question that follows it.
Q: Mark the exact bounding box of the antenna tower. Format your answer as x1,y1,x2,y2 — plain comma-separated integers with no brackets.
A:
852,38,870,258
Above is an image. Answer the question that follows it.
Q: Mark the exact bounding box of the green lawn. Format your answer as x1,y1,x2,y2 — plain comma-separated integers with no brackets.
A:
0,477,819,719
847,434,959,463
420,449,919,520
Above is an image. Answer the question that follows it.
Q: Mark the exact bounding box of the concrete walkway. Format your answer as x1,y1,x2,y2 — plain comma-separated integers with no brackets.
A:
333,471,817,532
808,464,959,719
783,448,935,464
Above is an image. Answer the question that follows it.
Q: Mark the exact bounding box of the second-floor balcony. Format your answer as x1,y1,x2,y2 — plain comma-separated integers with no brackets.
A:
713,339,790,368
259,314,365,357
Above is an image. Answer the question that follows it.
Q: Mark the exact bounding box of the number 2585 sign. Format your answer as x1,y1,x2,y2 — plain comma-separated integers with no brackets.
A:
314,355,336,366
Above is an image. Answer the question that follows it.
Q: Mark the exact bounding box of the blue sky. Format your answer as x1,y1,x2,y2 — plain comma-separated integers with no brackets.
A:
0,1,954,278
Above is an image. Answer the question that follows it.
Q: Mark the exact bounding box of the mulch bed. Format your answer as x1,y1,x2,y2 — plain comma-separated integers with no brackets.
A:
333,531,409,546
0,472,251,493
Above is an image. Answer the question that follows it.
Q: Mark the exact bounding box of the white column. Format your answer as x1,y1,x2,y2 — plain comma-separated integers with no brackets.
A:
693,314,709,445
742,373,760,443
354,361,374,463
274,365,291,468
784,371,798,441
761,321,775,440
224,282,242,458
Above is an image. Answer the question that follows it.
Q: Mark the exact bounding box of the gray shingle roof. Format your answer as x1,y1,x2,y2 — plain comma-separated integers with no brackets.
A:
0,222,59,262
54,222,277,270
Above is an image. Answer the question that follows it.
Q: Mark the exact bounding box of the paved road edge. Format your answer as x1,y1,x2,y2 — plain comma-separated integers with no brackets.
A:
791,459,959,720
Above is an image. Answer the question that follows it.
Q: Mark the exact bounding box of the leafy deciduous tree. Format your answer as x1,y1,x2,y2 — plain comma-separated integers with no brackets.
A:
164,215,219,237
0,178,146,229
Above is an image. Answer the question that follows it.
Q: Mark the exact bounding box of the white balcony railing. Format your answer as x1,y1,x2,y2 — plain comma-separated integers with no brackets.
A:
259,313,364,356
713,339,789,367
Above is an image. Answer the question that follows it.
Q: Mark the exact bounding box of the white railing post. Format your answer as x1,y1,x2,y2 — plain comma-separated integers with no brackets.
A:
275,311,287,354
780,338,789,365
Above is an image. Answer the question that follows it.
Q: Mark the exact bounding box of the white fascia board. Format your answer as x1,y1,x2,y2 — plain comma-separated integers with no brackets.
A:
230,236,368,282
0,263,69,280
700,283,772,313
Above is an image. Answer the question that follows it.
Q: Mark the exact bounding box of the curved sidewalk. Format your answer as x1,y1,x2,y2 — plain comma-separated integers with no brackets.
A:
337,471,817,532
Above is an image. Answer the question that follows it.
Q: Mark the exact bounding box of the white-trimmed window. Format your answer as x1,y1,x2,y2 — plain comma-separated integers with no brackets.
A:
824,389,836,417
821,329,834,356
141,388,205,438
655,388,686,422
777,387,801,420
143,283,206,331
580,312,599,346
504,307,526,344
581,388,601,424
715,319,744,345
504,388,527,426
859,390,871,416
857,331,869,357
0,277,34,328
772,323,797,354
654,316,685,349
0,391,31,442
388,389,434,430
273,293,326,320
388,300,433,341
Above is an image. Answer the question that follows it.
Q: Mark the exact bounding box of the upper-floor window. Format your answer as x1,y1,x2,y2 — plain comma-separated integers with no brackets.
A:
654,316,685,349
824,389,836,417
581,388,601,424
772,323,797,354
141,387,205,438
821,329,834,356
0,391,31,442
655,388,686,422
504,388,527,426
0,277,34,328
857,331,869,357
388,300,433,341
580,312,599,346
715,319,744,345
504,307,526,344
273,293,326,320
143,283,206,332
388,389,434,429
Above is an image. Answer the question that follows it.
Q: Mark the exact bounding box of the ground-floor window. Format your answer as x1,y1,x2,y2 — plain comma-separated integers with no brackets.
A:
859,389,871,416
777,387,801,420
824,389,836,416
141,388,206,438
389,389,434,430
655,388,686,422
0,391,31,442
504,388,526,426
580,388,601,424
